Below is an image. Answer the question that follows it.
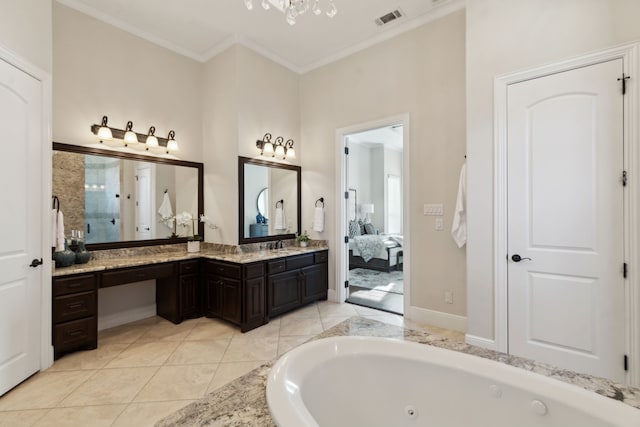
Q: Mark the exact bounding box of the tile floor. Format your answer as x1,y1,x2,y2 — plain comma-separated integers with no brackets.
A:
0,301,464,427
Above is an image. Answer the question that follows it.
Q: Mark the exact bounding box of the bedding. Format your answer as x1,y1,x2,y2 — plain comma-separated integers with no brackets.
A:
349,234,403,273
352,235,386,262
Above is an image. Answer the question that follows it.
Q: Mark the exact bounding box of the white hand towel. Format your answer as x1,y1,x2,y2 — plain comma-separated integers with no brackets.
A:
451,163,467,248
55,210,65,251
313,206,324,232
51,209,58,248
158,193,173,227
274,206,287,230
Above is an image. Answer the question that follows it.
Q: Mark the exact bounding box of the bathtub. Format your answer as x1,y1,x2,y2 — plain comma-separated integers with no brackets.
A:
266,336,640,427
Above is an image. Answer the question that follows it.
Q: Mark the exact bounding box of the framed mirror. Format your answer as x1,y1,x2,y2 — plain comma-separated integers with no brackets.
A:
52,142,204,250
239,157,301,244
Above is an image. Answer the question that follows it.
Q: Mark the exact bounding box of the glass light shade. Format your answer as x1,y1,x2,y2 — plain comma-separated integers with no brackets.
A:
285,146,296,159
146,135,158,148
261,0,270,9
166,139,179,152
124,130,137,145
97,126,112,140
244,0,253,10
326,2,337,18
263,141,274,154
361,203,374,214
275,144,286,158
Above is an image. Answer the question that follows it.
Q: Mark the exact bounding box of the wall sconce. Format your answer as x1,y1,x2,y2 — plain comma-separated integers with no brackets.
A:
256,133,296,160
90,116,179,154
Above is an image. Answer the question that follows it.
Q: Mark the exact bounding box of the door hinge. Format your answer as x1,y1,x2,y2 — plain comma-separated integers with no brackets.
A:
623,262,628,278
618,74,631,95
344,146,349,155
345,191,349,199
344,280,349,289
344,236,349,243
624,354,629,371
622,171,628,187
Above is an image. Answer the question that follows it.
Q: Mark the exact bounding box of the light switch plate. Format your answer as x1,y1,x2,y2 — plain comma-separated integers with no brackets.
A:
424,204,444,216
435,218,444,230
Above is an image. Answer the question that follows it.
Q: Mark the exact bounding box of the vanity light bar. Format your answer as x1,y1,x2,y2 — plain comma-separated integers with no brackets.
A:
256,132,295,160
91,116,179,153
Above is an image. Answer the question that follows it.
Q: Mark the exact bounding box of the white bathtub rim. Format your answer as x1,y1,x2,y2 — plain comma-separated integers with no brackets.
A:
266,336,640,427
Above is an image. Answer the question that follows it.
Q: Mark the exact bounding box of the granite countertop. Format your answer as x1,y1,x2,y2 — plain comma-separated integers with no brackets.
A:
52,245,328,277
156,317,640,427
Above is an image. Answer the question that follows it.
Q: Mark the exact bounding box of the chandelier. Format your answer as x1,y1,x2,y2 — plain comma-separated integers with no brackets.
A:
244,0,338,26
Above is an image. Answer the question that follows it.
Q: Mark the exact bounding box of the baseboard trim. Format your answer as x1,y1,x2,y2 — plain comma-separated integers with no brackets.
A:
407,306,467,332
98,304,156,331
465,334,498,350
327,289,339,302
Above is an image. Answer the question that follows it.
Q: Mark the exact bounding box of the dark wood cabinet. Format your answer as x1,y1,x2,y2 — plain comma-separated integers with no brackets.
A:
267,250,328,317
52,273,98,359
205,260,266,331
52,249,327,358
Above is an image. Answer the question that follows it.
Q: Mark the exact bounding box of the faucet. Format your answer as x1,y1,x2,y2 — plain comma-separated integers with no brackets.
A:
275,240,284,249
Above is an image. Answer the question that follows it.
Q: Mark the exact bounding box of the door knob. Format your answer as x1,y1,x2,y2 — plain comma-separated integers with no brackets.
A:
30,258,43,268
511,254,532,262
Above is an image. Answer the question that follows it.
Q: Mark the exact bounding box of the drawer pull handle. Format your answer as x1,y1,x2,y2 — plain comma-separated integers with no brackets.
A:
67,329,85,337
67,283,84,288
66,302,84,310
136,273,146,278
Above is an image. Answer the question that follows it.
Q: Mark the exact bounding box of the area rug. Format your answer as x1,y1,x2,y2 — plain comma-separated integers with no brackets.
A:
347,288,403,315
348,268,404,294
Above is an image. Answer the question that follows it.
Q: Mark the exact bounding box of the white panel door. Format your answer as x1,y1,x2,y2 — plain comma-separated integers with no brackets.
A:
507,59,625,381
135,164,152,240
0,59,43,395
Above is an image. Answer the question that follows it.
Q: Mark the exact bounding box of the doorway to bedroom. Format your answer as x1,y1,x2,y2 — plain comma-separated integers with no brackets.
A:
344,124,405,315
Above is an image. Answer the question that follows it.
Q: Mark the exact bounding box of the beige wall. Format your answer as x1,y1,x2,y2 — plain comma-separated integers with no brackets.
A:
202,45,300,245
466,0,640,342
300,11,467,316
52,3,202,162
0,0,52,73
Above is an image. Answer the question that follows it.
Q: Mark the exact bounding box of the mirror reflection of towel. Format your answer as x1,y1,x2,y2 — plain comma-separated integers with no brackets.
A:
274,206,286,230
158,192,173,227
451,163,466,248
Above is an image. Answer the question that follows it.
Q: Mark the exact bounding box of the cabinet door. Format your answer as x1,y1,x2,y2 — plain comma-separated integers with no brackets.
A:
221,277,242,324
205,275,223,317
268,270,300,317
244,277,265,328
301,264,328,304
180,273,200,320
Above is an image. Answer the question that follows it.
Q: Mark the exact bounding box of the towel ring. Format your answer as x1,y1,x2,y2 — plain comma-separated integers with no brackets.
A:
315,197,324,208
52,195,60,212
276,199,284,208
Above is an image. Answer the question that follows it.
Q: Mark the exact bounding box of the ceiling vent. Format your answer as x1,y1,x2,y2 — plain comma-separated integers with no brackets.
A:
375,9,404,26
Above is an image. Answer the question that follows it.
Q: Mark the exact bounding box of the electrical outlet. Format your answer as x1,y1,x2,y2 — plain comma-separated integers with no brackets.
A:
435,218,444,231
445,291,453,304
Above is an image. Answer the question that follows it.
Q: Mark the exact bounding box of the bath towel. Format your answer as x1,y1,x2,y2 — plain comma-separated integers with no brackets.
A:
313,206,324,232
158,192,174,227
52,209,65,251
451,163,467,248
274,206,287,230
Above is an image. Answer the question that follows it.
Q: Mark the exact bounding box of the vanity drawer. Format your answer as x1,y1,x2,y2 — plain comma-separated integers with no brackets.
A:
314,251,328,264
180,260,199,275
54,316,97,350
207,261,241,279
286,254,314,270
245,262,264,279
54,291,96,323
101,263,176,287
53,274,96,297
268,259,286,275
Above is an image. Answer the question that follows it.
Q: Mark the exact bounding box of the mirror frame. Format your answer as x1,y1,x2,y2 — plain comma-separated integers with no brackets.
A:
53,142,204,251
238,156,301,244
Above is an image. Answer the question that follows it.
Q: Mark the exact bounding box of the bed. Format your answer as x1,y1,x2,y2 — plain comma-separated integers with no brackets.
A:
349,234,403,273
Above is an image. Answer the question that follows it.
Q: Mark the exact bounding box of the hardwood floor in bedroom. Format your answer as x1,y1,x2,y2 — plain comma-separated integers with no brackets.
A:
346,268,404,315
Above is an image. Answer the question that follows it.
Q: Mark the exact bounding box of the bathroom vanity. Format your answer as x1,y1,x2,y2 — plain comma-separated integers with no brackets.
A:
52,247,328,359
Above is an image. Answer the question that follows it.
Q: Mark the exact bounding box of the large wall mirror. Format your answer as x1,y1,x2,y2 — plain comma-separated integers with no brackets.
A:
239,156,301,244
53,142,204,250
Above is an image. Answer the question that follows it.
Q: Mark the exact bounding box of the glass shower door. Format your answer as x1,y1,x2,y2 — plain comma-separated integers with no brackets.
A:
85,155,120,243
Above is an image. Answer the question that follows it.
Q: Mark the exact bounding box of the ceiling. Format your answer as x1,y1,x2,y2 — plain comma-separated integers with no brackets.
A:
349,125,403,152
56,0,464,73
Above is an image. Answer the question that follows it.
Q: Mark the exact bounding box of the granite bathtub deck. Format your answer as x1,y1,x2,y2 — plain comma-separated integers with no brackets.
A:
52,245,328,277
156,317,640,427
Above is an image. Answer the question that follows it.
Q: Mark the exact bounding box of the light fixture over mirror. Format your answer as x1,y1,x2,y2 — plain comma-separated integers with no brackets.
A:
90,116,181,154
256,133,296,160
